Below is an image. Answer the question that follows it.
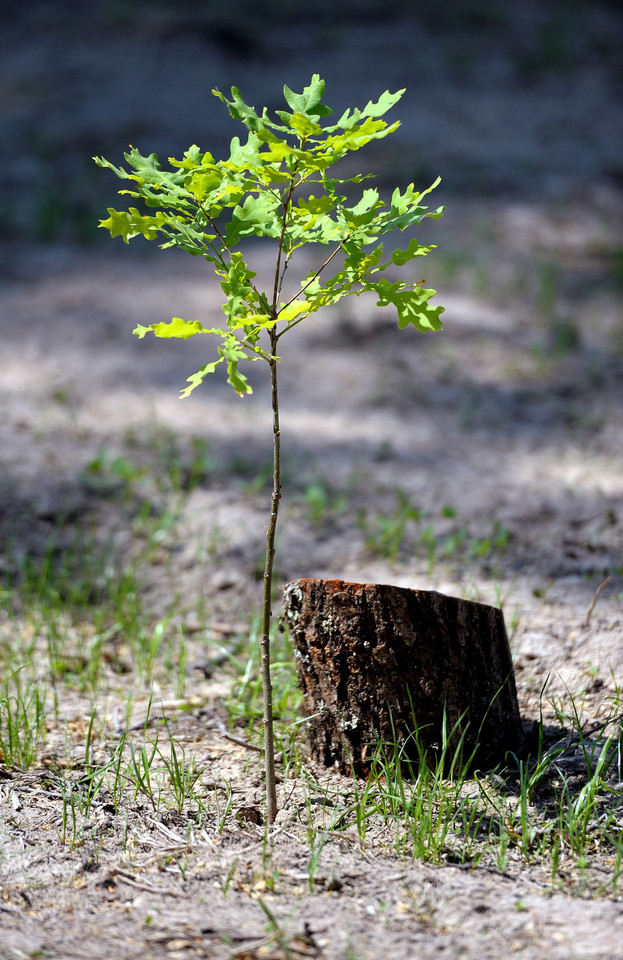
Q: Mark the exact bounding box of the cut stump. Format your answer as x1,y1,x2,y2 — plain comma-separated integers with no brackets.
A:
283,578,523,776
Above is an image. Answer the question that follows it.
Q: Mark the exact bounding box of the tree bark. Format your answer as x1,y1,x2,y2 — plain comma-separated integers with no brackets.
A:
283,578,523,776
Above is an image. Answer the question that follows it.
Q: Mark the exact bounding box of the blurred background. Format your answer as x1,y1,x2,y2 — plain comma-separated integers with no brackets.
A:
2,0,622,246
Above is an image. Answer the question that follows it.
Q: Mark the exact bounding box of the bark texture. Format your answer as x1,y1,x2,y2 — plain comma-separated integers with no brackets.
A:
283,578,523,775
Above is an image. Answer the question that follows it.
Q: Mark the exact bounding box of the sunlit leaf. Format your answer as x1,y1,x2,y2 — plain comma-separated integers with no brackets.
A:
335,88,404,130
361,88,405,119
278,299,309,323
168,144,206,170
220,338,255,396
391,238,435,265
287,112,324,138
374,279,444,332
180,359,224,398
98,208,167,242
212,87,268,132
133,317,211,340
282,75,333,119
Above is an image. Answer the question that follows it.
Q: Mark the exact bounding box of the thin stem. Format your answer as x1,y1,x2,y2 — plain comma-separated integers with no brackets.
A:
257,169,301,825
259,162,341,822
276,251,291,303
272,173,299,311
275,313,309,342
280,241,345,313
197,201,271,313
260,327,281,824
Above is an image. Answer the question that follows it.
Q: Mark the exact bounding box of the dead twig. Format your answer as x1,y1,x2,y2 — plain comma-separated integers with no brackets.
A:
217,719,262,753
585,576,611,627
215,720,284,762
113,870,182,897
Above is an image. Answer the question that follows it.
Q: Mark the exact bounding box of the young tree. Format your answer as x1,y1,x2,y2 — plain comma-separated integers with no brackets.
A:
95,75,445,823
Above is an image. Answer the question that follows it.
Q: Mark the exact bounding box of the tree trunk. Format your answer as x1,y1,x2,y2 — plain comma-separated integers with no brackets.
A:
283,578,523,776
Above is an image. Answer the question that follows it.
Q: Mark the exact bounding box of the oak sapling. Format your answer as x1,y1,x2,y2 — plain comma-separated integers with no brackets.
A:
95,75,445,823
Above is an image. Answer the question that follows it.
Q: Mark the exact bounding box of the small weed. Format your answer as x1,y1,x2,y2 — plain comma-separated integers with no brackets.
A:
358,491,421,562
225,622,302,740
85,450,148,486
358,492,510,569
0,666,46,769
222,857,238,897
256,897,299,956
286,686,623,894
156,724,204,814
212,780,234,833
127,735,164,812
300,479,347,531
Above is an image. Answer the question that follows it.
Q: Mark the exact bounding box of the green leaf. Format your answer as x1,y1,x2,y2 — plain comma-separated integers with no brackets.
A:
335,88,404,130
390,238,434,265
226,363,252,396
416,175,442,199
186,167,224,203
180,359,224,399
179,337,256,398
290,194,341,243
218,253,266,325
288,112,324,139
133,317,215,340
125,148,189,193
277,299,309,324
343,241,384,278
382,179,445,232
361,88,405,119
98,208,167,242
322,118,400,161
259,140,309,166
296,194,335,218
212,87,268,132
94,155,131,178
373,279,444,332
389,182,419,216
224,194,281,245
232,312,277,331
220,338,255,396
380,207,443,233
341,188,382,229
222,252,257,295
226,132,267,172
282,75,333,119
168,144,207,170
303,273,354,312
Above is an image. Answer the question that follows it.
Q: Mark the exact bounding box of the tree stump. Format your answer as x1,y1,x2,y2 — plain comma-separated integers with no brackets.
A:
283,578,523,776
